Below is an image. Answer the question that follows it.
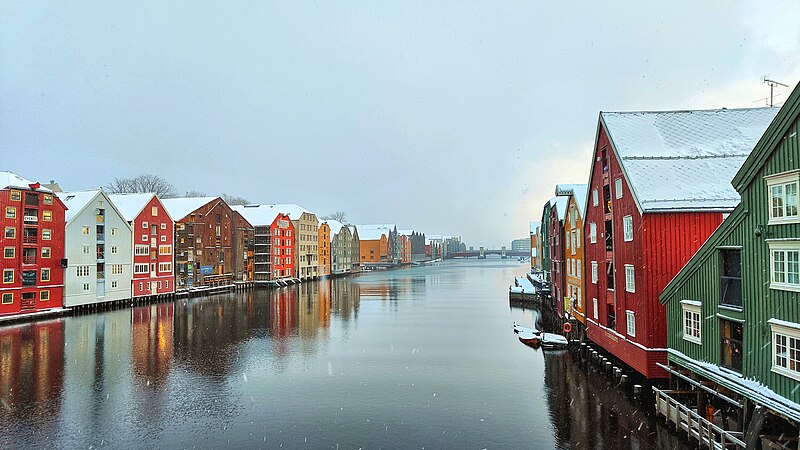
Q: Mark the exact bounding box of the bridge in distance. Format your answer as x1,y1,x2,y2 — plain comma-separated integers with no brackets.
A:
449,248,529,258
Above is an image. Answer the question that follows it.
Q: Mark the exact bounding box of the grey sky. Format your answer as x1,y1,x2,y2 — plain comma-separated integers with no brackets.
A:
2,1,799,248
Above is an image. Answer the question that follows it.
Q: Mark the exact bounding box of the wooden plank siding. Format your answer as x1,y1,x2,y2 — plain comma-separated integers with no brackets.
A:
661,96,800,409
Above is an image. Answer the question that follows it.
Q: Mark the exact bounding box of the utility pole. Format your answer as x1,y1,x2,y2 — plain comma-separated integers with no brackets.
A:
763,77,789,107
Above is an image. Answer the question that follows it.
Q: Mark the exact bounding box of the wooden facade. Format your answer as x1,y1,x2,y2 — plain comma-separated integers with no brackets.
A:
561,186,587,328
540,202,553,282
232,211,254,282
583,108,776,379
318,222,331,276
548,196,567,316
0,174,66,316
661,84,800,432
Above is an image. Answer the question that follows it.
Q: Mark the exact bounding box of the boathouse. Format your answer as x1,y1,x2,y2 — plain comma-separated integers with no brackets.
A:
582,106,778,379
658,83,800,448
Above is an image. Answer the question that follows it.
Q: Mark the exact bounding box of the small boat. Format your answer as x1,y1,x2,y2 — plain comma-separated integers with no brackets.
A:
513,322,568,349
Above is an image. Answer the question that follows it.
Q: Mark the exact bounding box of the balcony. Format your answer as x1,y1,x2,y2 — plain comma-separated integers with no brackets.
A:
23,234,38,245
22,254,36,265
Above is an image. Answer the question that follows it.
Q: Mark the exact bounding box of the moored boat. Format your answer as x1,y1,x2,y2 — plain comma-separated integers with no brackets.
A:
513,322,568,349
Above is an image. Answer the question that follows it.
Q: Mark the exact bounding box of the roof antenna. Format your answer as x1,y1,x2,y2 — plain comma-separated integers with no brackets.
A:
763,76,789,107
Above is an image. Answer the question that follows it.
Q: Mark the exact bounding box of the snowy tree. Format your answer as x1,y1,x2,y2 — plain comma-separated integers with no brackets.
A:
106,174,177,198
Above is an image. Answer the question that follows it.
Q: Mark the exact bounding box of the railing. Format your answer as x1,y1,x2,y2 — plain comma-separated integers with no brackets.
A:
22,254,36,265
23,235,38,244
653,387,745,449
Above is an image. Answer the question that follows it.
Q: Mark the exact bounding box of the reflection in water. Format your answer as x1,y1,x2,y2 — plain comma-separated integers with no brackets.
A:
0,320,63,432
544,347,690,450
0,261,687,448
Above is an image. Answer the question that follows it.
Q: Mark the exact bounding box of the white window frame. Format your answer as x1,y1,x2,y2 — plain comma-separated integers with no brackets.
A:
592,298,598,320
625,264,635,293
626,310,636,337
769,319,800,381
142,221,148,229
591,261,597,284
768,240,800,292
134,244,149,256
681,300,702,344
589,222,597,244
576,260,581,279
623,215,633,242
592,189,598,207
134,263,149,274
766,171,800,225
615,178,623,199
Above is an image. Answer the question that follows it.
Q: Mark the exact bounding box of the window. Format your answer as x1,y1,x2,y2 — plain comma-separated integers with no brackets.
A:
3,269,13,284
41,247,51,258
614,178,623,199
158,262,172,272
576,260,581,279
160,235,166,242
142,221,148,229
158,245,172,255
83,283,90,291
42,210,52,221
141,235,147,242
111,227,118,236
81,245,90,254
593,298,598,320
767,171,800,224
151,206,158,216
82,226,90,235
134,263,149,274
43,194,53,205
625,265,635,293
4,247,14,258
112,281,118,288
588,222,596,244
10,190,20,201
720,319,743,373
591,261,597,284
566,232,571,250
1,293,11,304
770,320,800,381
42,229,51,240
626,310,636,337
160,222,166,230
681,300,701,344
5,227,16,239
769,242,800,291
40,290,50,301
41,268,50,282
77,266,90,277
111,246,117,254
113,264,124,275
623,215,633,242
5,206,16,219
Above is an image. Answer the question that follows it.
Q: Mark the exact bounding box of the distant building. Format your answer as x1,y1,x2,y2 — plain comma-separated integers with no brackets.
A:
1,172,67,317
318,222,331,276
511,238,530,252
529,221,541,271
60,190,133,307
232,205,295,281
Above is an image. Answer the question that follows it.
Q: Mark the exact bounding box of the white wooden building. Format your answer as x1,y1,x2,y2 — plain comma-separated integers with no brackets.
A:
59,190,133,307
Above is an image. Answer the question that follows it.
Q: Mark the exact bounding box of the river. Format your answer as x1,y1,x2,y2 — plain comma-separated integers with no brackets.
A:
0,258,688,449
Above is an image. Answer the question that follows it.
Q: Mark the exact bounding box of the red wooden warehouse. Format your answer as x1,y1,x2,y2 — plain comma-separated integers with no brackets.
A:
0,172,67,317
109,193,175,298
582,107,777,379
546,194,568,316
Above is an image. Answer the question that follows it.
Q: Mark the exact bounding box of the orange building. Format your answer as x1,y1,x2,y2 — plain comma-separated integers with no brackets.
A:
358,228,388,264
318,222,331,276
399,234,412,263
560,184,588,336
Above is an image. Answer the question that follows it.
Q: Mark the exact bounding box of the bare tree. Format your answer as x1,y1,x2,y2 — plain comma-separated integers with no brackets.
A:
106,174,177,198
221,193,250,206
321,211,347,223
184,190,208,197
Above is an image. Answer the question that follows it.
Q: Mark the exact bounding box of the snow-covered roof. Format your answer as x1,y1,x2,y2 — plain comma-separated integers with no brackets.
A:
232,204,283,226
398,229,415,236
161,197,220,222
555,183,589,219
359,224,396,233
0,171,52,193
601,107,778,212
357,228,387,241
347,225,358,237
107,193,157,221
59,190,102,222
267,204,315,221
548,196,569,222
529,221,540,234
325,219,344,235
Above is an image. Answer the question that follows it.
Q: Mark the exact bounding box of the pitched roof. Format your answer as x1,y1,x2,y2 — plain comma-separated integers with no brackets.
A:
600,107,778,212
267,204,316,221
325,219,344,235
231,204,283,226
547,196,569,222
359,224,397,231
0,171,52,193
529,221,540,233
59,190,102,222
733,82,800,191
555,183,589,218
161,197,221,222
357,227,387,241
107,193,157,221
398,229,415,236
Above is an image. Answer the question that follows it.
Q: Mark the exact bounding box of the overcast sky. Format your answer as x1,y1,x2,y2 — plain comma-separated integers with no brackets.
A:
2,1,799,248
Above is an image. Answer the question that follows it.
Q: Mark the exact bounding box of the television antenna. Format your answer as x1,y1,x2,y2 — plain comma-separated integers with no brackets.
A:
763,77,789,107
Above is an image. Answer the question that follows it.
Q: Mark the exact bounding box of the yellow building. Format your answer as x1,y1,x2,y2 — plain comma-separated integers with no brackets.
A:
560,185,588,335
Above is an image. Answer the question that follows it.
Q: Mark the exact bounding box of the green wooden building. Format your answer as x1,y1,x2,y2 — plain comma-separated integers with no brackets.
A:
659,84,800,448
540,200,553,282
